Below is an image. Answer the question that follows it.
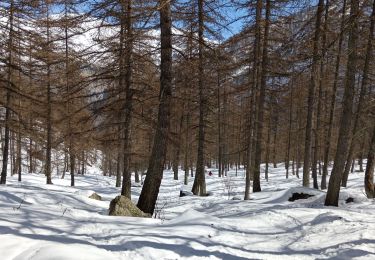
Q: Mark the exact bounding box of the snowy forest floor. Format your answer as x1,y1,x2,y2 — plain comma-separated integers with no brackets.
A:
0,164,375,260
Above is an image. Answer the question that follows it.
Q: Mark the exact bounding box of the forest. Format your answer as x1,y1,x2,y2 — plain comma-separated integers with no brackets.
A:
0,0,374,259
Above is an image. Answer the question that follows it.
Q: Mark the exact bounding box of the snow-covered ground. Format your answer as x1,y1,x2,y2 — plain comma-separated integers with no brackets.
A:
0,164,374,259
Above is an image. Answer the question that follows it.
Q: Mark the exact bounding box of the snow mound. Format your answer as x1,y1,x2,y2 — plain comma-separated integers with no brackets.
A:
74,189,97,197
13,243,116,260
263,186,325,204
167,209,218,225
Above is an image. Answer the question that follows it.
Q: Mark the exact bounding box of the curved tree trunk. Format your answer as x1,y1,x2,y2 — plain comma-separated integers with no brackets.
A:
137,0,172,214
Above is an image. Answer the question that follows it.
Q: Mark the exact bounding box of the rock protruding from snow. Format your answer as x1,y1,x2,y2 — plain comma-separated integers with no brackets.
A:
89,192,102,201
108,195,150,217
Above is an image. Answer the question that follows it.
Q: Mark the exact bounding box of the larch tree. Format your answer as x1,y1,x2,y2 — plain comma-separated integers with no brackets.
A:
137,0,173,215
325,0,360,206
191,0,207,196
302,0,324,188
0,0,15,185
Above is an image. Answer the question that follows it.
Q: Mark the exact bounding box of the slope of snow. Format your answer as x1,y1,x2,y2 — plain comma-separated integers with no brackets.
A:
0,164,375,259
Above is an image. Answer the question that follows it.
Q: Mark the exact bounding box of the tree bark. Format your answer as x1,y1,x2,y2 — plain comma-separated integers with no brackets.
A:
244,0,262,199
252,0,271,193
121,0,134,199
303,0,324,187
325,0,359,206
192,0,207,196
364,124,375,198
137,0,172,214
45,1,53,185
342,0,375,187
322,0,347,190
173,113,184,180
0,0,14,185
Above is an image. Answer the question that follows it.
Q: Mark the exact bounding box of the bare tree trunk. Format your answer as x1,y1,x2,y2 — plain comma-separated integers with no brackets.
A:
312,0,329,190
325,0,359,206
116,128,122,187
11,132,15,176
173,114,184,180
322,0,346,190
272,108,278,168
45,1,53,185
342,0,375,187
81,151,85,175
359,139,365,172
64,1,75,187
192,0,207,196
29,137,34,174
245,0,262,199
184,112,190,185
121,0,134,199
14,16,22,180
137,0,172,214
217,69,223,178
0,0,14,185
252,0,270,193
364,124,375,198
265,108,272,182
17,138,21,181
286,77,294,179
295,106,301,179
303,0,324,187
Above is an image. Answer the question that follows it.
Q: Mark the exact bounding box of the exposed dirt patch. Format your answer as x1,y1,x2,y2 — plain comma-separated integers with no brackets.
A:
288,193,314,202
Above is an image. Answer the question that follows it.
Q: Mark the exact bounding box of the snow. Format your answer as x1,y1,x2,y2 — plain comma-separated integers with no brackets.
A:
1,164,375,259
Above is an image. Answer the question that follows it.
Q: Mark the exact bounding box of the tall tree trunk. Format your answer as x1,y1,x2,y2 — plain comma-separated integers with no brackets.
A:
244,0,262,199
17,131,21,181
325,0,359,206
358,139,365,172
272,107,278,168
322,0,346,190
217,69,223,178
303,0,324,187
121,0,134,199
312,0,329,190
295,106,301,179
116,126,122,187
286,77,294,179
364,124,375,198
29,138,34,173
81,151,85,175
265,107,272,182
342,0,375,187
192,0,207,196
184,112,190,185
137,0,172,214
64,1,75,187
0,0,14,185
70,154,75,186
252,0,270,193
45,1,53,185
173,114,184,180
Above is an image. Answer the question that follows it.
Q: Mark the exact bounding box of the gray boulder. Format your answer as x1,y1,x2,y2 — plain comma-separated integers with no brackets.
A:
108,195,150,217
89,192,102,201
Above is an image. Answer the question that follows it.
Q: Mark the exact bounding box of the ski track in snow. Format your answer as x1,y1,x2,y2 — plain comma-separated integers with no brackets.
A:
0,164,375,260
